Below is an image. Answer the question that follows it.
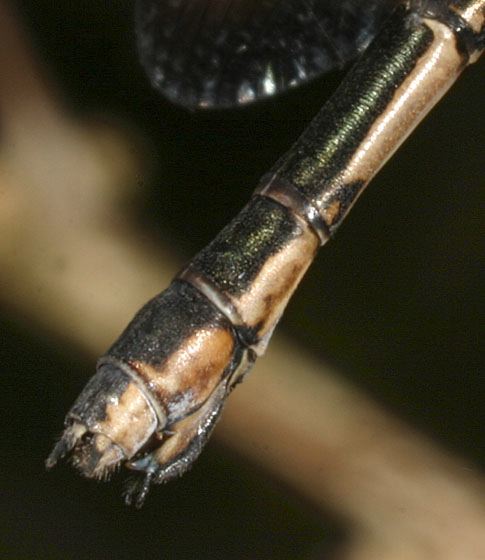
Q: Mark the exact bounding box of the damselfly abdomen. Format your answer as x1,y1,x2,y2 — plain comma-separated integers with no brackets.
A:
47,0,484,506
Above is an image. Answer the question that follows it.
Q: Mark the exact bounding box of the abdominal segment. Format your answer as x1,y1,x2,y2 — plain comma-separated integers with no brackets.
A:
47,282,250,505
46,197,316,506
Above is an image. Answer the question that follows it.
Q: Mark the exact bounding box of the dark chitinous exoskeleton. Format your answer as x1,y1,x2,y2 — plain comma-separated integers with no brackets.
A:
46,284,252,507
47,195,319,507
47,0,484,506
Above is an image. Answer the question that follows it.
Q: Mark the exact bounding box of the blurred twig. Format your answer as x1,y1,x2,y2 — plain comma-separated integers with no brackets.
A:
1,3,484,558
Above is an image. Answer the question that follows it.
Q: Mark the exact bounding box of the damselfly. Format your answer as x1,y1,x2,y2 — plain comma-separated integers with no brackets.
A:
47,0,484,507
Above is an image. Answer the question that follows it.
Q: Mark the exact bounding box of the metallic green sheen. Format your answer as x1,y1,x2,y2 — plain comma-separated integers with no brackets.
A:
271,6,435,232
190,196,302,296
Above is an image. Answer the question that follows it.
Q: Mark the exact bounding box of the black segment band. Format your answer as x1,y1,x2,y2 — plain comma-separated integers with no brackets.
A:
421,0,484,59
178,267,244,327
177,268,260,349
255,174,331,245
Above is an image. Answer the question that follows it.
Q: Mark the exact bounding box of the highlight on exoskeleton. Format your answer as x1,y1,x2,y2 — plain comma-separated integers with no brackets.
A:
46,281,255,507
47,0,485,506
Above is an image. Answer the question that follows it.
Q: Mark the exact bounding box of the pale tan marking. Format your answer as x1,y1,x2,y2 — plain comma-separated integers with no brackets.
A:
453,0,485,62
151,409,201,465
322,200,342,226
230,219,318,337
130,327,234,408
453,0,485,34
150,382,226,466
89,434,124,479
340,19,465,192
94,381,158,458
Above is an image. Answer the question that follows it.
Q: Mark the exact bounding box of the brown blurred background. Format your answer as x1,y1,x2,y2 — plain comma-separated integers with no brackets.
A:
1,1,484,559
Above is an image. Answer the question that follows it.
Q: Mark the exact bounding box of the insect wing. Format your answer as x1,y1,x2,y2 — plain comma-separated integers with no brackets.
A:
135,0,397,109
